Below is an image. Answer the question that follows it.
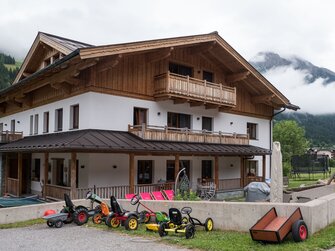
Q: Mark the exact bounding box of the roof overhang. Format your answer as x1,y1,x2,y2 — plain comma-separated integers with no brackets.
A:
0,129,271,156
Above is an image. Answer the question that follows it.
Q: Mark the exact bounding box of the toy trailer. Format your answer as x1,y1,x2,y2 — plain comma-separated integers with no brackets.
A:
250,207,308,243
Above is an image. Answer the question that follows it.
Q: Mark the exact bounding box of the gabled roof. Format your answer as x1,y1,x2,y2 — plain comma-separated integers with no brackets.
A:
13,32,92,84
9,31,298,110
0,129,271,155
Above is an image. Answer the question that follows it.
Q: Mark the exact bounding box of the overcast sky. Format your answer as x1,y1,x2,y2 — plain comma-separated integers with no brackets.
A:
1,0,334,113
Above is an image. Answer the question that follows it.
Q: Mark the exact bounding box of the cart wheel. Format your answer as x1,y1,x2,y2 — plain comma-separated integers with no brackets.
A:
185,224,195,239
92,213,103,224
125,216,138,230
106,215,120,228
292,220,308,242
158,222,168,237
205,218,214,231
46,220,54,227
54,220,64,228
73,207,89,226
60,208,73,224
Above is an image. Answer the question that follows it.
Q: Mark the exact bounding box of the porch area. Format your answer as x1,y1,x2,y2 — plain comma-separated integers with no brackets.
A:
1,129,270,200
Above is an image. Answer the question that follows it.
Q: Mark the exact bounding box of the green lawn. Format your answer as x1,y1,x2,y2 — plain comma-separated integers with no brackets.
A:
287,167,334,189
4,61,21,70
2,218,335,250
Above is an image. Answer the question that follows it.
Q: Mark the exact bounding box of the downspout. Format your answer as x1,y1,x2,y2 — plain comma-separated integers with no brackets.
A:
269,107,286,178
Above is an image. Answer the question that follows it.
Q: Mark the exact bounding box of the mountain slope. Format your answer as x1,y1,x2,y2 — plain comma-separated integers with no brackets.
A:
0,52,20,89
250,52,335,85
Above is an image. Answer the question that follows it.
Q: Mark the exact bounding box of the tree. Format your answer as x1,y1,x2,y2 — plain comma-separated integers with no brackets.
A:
273,120,310,164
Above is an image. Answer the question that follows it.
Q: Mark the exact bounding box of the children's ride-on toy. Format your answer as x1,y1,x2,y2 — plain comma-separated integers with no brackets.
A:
130,194,168,224
85,191,111,225
43,212,69,228
105,196,139,230
60,193,90,226
250,207,308,243
181,206,214,231
158,208,195,239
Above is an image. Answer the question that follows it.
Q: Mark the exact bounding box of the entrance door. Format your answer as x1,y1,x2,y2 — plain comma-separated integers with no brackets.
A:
21,154,32,194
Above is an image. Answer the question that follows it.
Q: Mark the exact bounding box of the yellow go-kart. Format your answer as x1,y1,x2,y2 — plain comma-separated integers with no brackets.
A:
158,208,195,239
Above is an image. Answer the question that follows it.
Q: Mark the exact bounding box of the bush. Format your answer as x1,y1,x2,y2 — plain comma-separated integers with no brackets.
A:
174,189,201,201
283,162,292,177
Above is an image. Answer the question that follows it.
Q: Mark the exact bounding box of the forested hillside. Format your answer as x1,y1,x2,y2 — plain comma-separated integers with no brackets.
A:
0,52,20,89
275,112,335,147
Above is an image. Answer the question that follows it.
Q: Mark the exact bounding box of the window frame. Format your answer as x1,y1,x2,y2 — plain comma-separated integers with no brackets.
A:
133,107,148,126
247,122,258,140
202,116,213,131
167,112,191,129
70,104,79,130
201,160,213,179
137,160,153,184
55,108,63,132
43,111,49,133
34,114,39,135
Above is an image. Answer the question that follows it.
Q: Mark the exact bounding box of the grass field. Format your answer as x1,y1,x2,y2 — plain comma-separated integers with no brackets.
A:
287,167,334,189
4,61,21,70
1,214,335,250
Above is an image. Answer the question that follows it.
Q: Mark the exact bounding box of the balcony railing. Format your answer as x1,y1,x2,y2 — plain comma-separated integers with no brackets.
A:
0,131,23,143
154,72,236,107
129,124,249,145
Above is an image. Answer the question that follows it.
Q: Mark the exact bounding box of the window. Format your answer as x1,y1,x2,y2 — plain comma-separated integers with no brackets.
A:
166,160,190,182
34,114,39,135
0,123,3,132
55,108,63,132
10,119,15,133
203,71,214,82
43,112,49,133
202,117,213,131
201,160,212,179
169,62,193,77
137,160,153,184
247,161,258,176
133,107,147,126
167,112,191,129
247,123,258,140
52,158,65,186
70,104,79,129
32,159,41,181
29,115,33,135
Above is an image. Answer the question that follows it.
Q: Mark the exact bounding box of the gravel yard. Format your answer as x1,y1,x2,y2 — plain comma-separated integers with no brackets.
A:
0,223,191,251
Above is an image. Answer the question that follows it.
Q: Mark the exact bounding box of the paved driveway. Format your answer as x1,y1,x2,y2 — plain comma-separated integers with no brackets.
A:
0,224,191,251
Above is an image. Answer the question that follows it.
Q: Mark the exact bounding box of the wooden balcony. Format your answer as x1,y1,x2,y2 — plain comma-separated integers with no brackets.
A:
154,72,236,108
129,124,249,145
0,131,23,144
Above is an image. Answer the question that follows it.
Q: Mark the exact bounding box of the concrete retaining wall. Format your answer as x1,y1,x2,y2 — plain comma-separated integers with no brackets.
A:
1,194,335,235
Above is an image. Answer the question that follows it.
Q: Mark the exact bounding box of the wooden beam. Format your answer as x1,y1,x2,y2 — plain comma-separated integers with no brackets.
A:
173,98,188,105
225,71,250,83
18,153,22,196
174,154,180,181
205,104,219,110
252,94,275,104
262,155,266,182
214,156,219,191
50,82,72,94
240,157,244,187
43,152,49,199
98,55,123,73
129,153,135,194
70,152,77,199
147,47,174,63
4,154,9,194
189,101,203,107
190,41,216,55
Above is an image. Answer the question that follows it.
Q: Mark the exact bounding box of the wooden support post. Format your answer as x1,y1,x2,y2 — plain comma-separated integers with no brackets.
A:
174,154,180,181
214,156,219,190
44,152,49,199
70,152,77,199
262,155,266,181
240,157,244,187
4,153,9,194
18,153,22,196
129,153,135,194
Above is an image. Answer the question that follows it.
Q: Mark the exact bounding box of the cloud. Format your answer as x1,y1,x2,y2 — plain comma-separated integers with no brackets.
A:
263,66,335,114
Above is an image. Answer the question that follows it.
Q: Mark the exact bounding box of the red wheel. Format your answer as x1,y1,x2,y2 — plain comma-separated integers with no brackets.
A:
292,220,308,242
73,207,89,226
